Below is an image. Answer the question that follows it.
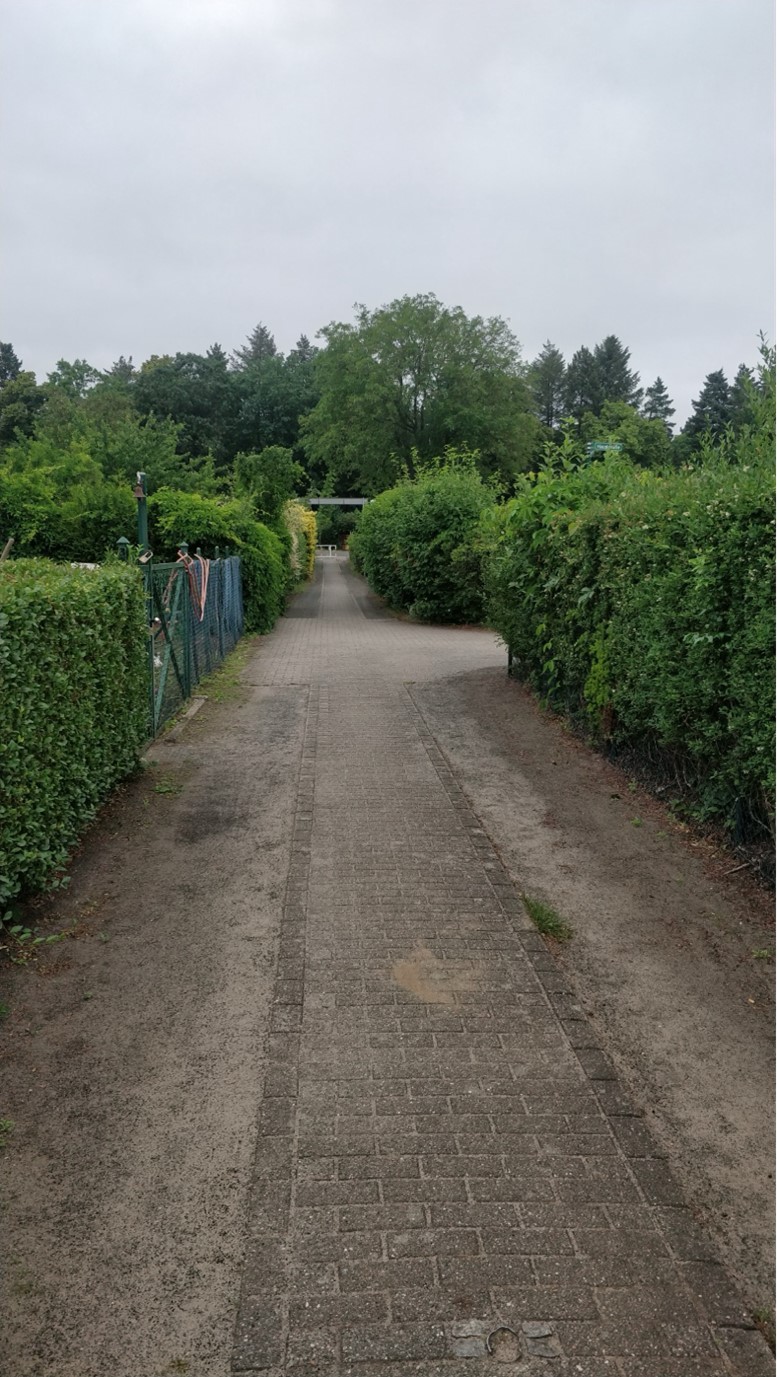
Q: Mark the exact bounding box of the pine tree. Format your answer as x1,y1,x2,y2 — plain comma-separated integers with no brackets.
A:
528,340,566,428
593,335,642,409
729,363,756,431
232,323,278,369
684,370,732,446
0,342,22,386
564,346,603,420
642,376,675,432
287,334,317,364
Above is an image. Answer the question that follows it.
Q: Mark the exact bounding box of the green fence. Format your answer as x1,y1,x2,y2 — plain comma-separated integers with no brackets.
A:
145,553,243,736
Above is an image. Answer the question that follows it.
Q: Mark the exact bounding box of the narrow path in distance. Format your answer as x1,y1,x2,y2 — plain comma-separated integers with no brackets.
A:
0,554,772,1377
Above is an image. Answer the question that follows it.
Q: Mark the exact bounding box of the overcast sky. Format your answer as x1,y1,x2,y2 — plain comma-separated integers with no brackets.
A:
2,0,774,422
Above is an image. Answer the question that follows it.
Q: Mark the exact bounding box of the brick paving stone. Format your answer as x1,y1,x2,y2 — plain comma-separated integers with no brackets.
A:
230,557,770,1375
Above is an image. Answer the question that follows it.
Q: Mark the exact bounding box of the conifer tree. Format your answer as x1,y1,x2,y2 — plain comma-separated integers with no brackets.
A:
684,369,732,445
232,323,278,369
593,335,642,409
528,340,566,428
642,376,675,432
564,346,602,420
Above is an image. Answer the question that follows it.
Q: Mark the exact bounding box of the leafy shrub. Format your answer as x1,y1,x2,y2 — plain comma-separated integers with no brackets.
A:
0,561,147,903
316,506,359,547
485,432,775,838
284,500,317,581
349,455,496,623
0,468,136,561
149,488,286,633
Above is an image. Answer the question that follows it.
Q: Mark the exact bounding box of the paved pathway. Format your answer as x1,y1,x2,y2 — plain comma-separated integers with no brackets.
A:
231,557,771,1376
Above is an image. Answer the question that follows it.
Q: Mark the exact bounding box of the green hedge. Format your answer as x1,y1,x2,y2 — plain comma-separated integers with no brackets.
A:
149,489,286,633
0,469,136,561
485,451,775,838
0,561,147,904
349,458,495,623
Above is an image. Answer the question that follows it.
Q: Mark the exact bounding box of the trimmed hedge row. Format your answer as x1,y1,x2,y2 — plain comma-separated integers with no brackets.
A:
485,453,775,838
349,460,495,623
0,561,148,904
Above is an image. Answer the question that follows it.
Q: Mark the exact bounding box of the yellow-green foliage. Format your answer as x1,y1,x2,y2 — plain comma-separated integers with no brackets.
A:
284,500,317,580
0,561,148,903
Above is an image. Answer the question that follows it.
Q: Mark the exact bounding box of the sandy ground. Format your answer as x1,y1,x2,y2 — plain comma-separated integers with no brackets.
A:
1,663,307,1377
410,668,775,1312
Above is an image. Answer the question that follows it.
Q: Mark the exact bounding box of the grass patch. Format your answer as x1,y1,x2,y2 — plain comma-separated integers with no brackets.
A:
196,635,260,704
523,895,573,942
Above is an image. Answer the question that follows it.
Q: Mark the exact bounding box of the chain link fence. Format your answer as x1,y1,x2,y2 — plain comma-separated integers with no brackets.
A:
145,555,243,736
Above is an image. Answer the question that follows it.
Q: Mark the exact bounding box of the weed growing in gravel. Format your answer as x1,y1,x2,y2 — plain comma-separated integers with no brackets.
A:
0,1118,15,1148
0,913,65,965
523,895,573,942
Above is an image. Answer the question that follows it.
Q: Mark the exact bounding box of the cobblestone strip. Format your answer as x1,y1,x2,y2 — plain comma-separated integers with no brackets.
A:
405,686,772,1377
231,684,319,1375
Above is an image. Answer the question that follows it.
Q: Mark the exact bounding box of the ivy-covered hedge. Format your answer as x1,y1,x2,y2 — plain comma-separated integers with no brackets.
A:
485,449,775,839
349,457,495,623
0,561,147,904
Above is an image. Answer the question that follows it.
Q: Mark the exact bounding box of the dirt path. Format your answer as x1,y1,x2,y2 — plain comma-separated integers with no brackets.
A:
0,556,773,1377
1,668,308,1377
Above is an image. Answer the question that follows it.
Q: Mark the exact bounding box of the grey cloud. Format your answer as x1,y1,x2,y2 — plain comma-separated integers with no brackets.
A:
2,0,773,420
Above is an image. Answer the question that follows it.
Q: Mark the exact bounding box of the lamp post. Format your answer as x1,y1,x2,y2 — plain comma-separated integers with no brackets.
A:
134,471,149,552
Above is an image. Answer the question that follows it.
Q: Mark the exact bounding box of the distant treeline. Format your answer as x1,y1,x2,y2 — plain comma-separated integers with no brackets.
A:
0,296,768,533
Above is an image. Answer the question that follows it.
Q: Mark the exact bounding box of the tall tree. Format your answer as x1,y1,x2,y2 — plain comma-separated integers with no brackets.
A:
528,341,566,428
642,376,675,432
593,335,642,409
46,358,101,399
683,369,732,446
134,346,240,465
301,294,537,493
232,323,278,369
287,334,317,364
729,363,756,431
0,343,22,385
0,371,44,446
103,356,137,387
564,346,603,420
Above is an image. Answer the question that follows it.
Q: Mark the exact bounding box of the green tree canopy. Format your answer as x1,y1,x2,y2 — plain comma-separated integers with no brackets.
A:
301,293,537,493
564,346,602,420
0,343,22,385
233,445,305,524
0,370,45,446
232,323,278,369
593,335,642,409
528,341,566,429
642,376,675,431
580,400,672,468
683,369,732,447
